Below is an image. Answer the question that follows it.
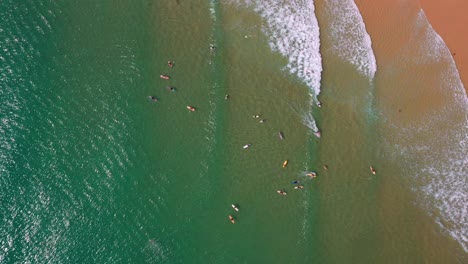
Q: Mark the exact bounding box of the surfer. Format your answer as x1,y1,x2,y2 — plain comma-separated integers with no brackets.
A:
277,190,287,196
252,114,260,118
278,132,284,140
148,96,158,102
229,215,235,224
231,204,239,212
282,160,288,168
314,130,321,138
168,60,174,68
306,172,317,178
186,106,196,112
370,166,376,175
294,185,304,190
259,119,266,123
225,94,229,100
323,165,328,170
243,143,252,149
160,74,170,80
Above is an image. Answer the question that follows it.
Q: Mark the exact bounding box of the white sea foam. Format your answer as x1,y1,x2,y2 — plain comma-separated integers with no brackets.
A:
384,9,468,252
226,0,322,102
324,0,377,79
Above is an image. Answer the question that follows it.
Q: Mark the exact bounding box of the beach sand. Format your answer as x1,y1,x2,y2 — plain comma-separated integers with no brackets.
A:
418,0,468,92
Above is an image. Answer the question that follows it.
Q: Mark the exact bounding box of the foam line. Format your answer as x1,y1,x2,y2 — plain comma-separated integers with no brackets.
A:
227,0,323,102
385,9,468,252
325,0,377,79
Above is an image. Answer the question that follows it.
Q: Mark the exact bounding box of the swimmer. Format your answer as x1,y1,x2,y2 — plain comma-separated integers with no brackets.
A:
210,45,216,51
229,215,235,224
294,185,304,190
166,86,176,92
292,180,299,184
167,60,174,68
277,190,287,196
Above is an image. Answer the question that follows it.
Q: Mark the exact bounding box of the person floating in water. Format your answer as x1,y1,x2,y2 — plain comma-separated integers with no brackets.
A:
167,60,174,68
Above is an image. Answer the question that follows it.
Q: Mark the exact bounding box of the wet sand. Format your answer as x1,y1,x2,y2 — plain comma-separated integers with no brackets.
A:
418,0,468,92
354,0,468,260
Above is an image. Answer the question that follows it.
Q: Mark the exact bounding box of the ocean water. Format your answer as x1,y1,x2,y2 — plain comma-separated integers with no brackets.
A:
0,0,467,263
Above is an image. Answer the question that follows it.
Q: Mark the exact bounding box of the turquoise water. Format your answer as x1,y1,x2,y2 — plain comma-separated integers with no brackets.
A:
1,0,467,263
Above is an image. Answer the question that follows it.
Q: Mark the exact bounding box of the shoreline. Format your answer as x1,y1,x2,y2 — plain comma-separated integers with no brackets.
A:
418,0,468,93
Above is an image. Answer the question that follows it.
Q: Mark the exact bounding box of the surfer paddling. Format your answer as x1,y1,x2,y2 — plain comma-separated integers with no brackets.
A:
243,143,252,149
167,60,174,68
278,132,284,140
148,96,158,102
306,172,317,178
294,185,304,190
282,160,288,168
370,166,376,175
186,106,196,112
229,215,235,224
160,74,170,80
277,190,287,196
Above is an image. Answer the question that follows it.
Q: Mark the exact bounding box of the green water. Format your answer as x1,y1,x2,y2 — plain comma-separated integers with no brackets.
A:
1,0,466,263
